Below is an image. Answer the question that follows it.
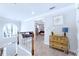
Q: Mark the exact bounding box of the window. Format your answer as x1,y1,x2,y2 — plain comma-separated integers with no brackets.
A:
3,23,18,38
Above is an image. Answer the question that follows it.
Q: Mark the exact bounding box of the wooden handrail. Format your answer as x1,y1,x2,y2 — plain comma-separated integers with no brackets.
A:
32,32,34,56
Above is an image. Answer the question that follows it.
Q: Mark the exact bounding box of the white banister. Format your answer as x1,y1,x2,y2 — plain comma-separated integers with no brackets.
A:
2,47,6,56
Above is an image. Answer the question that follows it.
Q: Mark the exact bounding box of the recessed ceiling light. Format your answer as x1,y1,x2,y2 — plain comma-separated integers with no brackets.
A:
32,11,35,15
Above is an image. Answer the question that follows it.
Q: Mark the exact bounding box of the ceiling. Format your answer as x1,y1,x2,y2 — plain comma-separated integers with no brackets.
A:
0,3,74,21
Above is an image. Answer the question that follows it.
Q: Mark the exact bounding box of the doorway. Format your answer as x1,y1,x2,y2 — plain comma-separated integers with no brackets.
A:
34,20,45,55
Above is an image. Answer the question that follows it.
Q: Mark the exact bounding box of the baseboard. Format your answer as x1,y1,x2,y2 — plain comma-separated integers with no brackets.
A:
69,51,77,56
14,53,18,56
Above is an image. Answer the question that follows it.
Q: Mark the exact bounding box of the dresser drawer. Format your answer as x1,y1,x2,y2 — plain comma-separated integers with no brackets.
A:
60,40,68,45
50,43,60,48
59,45,68,50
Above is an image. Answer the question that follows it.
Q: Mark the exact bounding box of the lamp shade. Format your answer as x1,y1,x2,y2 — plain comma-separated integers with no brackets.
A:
62,27,68,32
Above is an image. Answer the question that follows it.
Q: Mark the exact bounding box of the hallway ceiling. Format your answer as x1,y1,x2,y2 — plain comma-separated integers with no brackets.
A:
0,3,74,21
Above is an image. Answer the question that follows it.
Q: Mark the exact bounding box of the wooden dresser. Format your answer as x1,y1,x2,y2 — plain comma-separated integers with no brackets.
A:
49,35,69,53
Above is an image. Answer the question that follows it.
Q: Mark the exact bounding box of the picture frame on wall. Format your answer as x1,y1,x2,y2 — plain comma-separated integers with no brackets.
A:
53,15,63,25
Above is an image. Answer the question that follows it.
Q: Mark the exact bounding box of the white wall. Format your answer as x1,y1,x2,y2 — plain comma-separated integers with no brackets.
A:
76,4,79,55
44,5,77,54
21,20,35,32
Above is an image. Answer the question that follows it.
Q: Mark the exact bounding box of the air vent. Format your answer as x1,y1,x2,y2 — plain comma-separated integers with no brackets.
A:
49,6,55,10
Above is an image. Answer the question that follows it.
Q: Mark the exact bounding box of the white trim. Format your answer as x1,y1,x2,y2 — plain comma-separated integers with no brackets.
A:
18,45,31,56
2,47,6,56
